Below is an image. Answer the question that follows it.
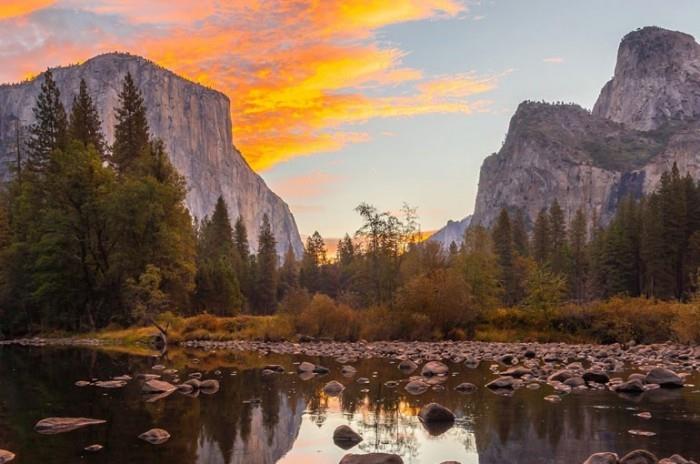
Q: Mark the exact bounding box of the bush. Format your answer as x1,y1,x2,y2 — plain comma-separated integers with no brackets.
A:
395,269,478,339
295,294,359,341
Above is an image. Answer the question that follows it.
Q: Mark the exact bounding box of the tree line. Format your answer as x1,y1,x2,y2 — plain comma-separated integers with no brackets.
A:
0,71,281,334
2,70,697,338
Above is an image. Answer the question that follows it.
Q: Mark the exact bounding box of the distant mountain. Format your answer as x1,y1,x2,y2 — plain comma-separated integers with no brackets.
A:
472,26,700,228
0,53,303,256
428,215,472,249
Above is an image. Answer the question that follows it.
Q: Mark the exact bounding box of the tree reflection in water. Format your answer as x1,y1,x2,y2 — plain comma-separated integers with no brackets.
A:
0,347,699,464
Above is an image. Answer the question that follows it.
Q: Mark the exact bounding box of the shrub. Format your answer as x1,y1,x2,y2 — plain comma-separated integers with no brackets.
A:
395,269,477,339
295,294,359,341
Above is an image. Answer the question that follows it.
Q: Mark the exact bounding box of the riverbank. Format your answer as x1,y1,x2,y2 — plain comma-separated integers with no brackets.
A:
3,296,700,350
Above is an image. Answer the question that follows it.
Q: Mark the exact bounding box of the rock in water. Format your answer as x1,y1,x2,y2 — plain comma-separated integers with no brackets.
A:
0,450,15,463
339,453,404,464
645,367,684,388
405,380,429,395
471,27,700,230
0,53,303,257
138,428,171,445
418,403,455,423
323,381,345,396
84,444,103,452
142,379,177,393
333,425,363,449
199,379,220,394
583,452,619,464
421,361,448,377
619,450,658,464
34,417,107,434
297,361,315,373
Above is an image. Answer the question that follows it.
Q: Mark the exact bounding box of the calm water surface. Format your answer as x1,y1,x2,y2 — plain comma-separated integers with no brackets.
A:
1,346,699,463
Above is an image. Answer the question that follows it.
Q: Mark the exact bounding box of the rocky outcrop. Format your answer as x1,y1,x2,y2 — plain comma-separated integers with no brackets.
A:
0,53,303,256
428,215,471,249
593,27,700,131
472,27,700,229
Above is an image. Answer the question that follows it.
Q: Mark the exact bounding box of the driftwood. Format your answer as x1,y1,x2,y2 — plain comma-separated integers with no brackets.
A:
149,318,169,353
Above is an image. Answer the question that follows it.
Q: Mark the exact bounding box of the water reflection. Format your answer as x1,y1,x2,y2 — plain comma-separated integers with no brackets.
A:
0,346,699,463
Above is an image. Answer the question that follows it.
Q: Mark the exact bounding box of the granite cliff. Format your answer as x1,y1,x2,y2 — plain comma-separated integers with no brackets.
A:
472,27,700,228
0,53,303,256
428,215,472,249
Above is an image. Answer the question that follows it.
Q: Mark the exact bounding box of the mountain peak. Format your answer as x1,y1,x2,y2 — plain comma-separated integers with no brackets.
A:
0,53,302,257
593,26,700,131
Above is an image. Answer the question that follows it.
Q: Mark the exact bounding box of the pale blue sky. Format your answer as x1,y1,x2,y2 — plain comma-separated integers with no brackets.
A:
264,0,700,237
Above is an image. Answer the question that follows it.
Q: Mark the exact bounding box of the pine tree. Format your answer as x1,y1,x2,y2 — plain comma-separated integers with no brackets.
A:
253,214,278,314
278,245,299,299
568,208,588,302
532,208,551,265
511,209,529,257
112,73,149,172
68,79,106,157
233,216,251,303
549,200,568,275
26,69,68,172
336,234,355,266
194,197,242,316
300,231,326,293
492,208,516,305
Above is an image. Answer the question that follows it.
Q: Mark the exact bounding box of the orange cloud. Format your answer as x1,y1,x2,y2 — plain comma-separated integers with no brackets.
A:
0,0,500,171
0,0,54,19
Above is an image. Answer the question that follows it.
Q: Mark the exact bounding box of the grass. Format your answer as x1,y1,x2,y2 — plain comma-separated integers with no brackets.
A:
41,297,700,348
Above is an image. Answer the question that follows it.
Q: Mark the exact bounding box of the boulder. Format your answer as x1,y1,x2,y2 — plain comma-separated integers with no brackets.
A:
34,417,107,435
0,450,15,463
398,359,418,372
418,403,455,423
645,368,683,388
485,376,518,390
138,428,171,445
583,370,610,384
142,379,176,393
659,455,696,464
583,452,619,464
199,379,220,394
339,453,404,464
421,361,448,377
502,366,532,378
613,378,645,393
333,425,363,449
405,380,429,395
620,450,658,464
323,381,345,396
548,369,574,382
455,382,477,393
298,361,315,372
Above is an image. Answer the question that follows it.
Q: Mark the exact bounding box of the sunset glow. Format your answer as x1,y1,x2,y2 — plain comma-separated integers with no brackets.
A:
0,0,496,171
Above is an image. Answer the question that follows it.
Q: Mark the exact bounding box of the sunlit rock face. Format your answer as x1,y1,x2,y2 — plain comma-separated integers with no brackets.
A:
472,27,700,229
0,53,303,256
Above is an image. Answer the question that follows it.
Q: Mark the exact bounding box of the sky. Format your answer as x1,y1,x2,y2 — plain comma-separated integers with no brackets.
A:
2,0,700,240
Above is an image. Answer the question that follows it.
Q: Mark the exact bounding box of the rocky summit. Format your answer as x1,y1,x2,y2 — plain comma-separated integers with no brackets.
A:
0,53,303,256
472,27,700,228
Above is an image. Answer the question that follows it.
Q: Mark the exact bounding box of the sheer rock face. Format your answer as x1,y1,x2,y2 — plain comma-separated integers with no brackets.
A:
472,27,700,229
593,27,700,131
0,53,303,256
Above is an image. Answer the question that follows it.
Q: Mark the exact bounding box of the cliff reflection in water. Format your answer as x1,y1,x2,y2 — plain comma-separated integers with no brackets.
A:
0,347,699,464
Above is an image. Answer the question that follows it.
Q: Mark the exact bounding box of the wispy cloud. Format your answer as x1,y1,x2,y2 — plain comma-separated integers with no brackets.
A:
271,171,345,199
1,0,503,170
543,56,564,64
